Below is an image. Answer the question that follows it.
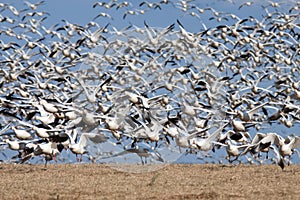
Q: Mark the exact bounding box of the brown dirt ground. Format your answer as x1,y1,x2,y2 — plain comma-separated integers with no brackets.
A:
0,163,300,200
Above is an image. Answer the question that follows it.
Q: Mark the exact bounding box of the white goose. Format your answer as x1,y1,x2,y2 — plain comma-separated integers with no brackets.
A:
17,120,63,138
69,132,109,162
237,101,269,122
21,141,64,166
1,139,36,151
102,143,164,165
269,145,285,170
193,123,229,152
278,135,300,165
232,119,246,132
11,126,32,140
214,140,250,163
240,132,281,159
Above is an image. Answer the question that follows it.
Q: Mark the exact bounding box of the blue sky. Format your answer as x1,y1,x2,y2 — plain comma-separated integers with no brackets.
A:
4,0,291,32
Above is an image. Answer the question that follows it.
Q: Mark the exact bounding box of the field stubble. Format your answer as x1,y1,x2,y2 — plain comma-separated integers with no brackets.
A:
0,163,300,199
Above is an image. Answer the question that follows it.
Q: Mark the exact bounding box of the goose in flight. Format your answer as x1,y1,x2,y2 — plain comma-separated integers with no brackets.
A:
1,138,45,151
24,1,45,10
269,145,285,170
173,126,208,153
69,132,109,162
231,119,246,132
237,101,269,122
213,140,250,163
16,120,64,139
19,139,64,166
102,143,164,165
239,132,281,160
34,141,64,165
238,1,254,10
217,130,252,146
192,122,229,152
6,126,33,140
278,135,300,165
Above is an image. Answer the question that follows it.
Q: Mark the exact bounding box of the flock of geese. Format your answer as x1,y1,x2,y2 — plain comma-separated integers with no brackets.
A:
0,0,299,170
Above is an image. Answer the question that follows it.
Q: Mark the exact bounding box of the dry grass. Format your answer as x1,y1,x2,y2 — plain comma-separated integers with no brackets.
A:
1,163,300,199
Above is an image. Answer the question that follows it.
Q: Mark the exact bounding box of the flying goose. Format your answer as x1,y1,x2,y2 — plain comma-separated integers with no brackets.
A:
69,132,109,162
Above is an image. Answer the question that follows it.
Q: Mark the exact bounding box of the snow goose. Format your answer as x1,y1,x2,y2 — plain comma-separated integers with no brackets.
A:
17,120,63,138
269,145,285,170
237,101,269,122
240,132,281,159
39,98,59,113
103,143,164,165
16,138,59,164
231,119,246,132
192,122,229,152
69,132,109,162
214,140,250,163
34,141,63,159
129,120,162,142
181,101,214,116
24,1,45,10
21,141,64,166
11,126,32,140
2,139,29,151
217,130,251,147
278,135,300,165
